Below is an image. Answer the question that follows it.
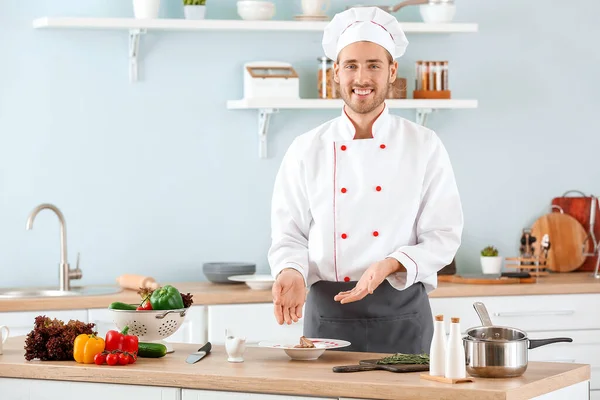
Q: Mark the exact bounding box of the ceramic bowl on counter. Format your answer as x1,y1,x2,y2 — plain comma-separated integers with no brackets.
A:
237,0,275,20
228,274,275,290
203,262,256,284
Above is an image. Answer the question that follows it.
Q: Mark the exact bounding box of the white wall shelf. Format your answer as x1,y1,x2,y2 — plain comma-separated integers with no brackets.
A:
226,98,479,158
32,17,478,33
32,17,478,83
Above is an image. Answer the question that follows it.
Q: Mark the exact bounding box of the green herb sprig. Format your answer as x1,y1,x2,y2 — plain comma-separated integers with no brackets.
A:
376,353,430,365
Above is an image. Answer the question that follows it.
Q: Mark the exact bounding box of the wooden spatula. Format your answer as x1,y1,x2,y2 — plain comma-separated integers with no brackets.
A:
332,359,429,373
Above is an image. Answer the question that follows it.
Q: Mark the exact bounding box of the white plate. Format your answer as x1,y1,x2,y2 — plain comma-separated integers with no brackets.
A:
258,338,351,360
228,274,275,290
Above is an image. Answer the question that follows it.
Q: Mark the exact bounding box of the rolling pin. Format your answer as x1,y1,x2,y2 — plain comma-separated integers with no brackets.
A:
116,274,160,291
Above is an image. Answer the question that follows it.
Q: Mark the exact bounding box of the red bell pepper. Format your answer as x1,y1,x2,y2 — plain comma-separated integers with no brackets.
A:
105,326,139,355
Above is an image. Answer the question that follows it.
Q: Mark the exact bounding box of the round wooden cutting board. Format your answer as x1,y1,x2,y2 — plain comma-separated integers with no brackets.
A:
530,212,587,272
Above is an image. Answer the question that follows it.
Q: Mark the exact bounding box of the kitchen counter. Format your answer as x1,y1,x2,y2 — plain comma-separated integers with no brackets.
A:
0,336,591,400
1,272,599,312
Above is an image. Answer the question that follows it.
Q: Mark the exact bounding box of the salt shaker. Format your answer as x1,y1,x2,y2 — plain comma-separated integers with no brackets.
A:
445,317,466,379
429,314,446,376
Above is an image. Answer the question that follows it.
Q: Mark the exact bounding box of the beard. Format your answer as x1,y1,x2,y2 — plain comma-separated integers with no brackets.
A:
340,83,388,115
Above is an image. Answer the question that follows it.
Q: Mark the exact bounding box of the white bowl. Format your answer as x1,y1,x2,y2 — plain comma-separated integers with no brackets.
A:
258,338,351,361
419,3,456,23
237,1,275,20
108,307,189,353
228,274,275,290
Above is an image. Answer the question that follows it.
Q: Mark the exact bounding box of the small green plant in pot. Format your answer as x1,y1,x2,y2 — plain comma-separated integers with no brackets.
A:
480,246,503,274
183,0,206,20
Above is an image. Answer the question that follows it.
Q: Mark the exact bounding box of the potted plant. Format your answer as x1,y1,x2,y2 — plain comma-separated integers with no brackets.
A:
133,0,161,19
184,0,207,20
480,246,503,274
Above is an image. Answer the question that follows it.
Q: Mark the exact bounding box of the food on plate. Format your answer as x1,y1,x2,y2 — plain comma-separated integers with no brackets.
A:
137,342,167,358
376,352,430,365
73,333,105,364
294,336,316,348
24,316,97,361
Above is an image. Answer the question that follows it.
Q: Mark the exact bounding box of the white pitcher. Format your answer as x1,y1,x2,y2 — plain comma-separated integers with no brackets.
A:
225,329,246,363
0,325,10,355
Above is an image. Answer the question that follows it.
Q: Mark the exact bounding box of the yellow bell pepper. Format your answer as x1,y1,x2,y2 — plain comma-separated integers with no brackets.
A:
73,333,105,364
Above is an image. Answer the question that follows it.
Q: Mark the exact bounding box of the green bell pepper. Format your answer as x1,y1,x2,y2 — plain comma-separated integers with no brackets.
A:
149,285,185,310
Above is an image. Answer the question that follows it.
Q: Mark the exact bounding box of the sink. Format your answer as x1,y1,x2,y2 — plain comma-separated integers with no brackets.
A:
0,285,123,299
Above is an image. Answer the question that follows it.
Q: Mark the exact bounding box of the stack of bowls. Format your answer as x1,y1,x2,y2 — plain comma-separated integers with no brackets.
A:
237,1,275,20
203,262,256,284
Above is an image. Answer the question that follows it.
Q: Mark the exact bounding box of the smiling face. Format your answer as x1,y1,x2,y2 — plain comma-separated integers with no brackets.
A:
334,41,398,115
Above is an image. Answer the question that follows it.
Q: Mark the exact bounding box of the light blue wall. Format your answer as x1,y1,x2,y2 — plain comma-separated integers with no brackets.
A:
1,0,599,288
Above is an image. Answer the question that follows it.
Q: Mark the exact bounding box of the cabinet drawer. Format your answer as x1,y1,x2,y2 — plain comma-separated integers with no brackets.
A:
429,293,600,333
0,310,88,337
207,303,304,345
527,329,600,390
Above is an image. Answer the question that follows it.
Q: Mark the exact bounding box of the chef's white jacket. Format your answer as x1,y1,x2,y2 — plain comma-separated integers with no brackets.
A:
268,104,463,293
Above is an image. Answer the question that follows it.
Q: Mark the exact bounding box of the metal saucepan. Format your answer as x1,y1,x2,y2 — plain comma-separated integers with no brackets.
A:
462,302,573,378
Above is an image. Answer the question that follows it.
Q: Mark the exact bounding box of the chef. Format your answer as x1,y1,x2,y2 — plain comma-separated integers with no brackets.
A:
268,6,463,354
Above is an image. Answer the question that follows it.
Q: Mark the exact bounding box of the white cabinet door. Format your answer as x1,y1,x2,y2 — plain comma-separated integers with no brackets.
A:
0,378,180,400
88,305,207,344
182,389,334,400
0,309,88,337
207,303,304,345
526,329,600,390
429,293,600,333
591,389,600,400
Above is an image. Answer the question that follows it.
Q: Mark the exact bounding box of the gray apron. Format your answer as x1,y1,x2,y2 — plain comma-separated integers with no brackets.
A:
303,279,433,354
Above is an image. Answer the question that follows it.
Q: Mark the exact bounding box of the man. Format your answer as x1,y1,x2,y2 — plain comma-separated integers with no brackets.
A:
268,6,463,354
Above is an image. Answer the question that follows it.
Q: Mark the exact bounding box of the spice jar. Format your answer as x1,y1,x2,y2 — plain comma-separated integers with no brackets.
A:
317,57,340,99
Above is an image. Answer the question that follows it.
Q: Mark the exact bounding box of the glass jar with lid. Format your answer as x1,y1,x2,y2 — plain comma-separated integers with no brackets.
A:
317,57,340,99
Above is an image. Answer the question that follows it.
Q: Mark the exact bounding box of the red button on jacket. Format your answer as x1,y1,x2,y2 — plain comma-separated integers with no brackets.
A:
344,276,350,282
373,231,379,237
376,186,382,191
380,144,386,149
341,187,347,193
341,233,348,239
341,145,347,151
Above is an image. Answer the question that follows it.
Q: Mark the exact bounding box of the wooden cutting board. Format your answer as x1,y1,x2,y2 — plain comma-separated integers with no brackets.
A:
437,275,535,284
531,212,587,272
552,195,599,272
332,359,429,373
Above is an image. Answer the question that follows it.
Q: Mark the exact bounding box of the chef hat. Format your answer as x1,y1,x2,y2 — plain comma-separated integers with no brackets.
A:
322,7,409,62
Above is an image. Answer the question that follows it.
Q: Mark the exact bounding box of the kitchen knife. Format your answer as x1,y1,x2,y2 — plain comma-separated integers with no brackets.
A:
185,341,212,364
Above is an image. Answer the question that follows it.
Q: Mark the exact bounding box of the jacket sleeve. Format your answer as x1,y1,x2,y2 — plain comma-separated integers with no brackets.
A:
386,133,464,291
268,138,312,287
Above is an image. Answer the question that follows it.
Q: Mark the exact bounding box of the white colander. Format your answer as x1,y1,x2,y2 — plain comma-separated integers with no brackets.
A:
108,307,188,353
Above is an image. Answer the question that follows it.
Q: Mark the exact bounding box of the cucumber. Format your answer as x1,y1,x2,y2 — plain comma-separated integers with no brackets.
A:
108,301,137,310
138,342,167,358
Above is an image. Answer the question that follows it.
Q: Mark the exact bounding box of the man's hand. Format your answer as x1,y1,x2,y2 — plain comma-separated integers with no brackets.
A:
272,268,306,325
334,258,404,304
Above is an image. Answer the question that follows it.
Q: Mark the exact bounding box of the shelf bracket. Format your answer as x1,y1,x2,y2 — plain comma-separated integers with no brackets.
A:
416,108,434,126
129,29,146,83
258,108,278,159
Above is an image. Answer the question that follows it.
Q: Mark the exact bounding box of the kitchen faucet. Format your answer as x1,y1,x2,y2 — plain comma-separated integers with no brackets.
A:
26,203,82,291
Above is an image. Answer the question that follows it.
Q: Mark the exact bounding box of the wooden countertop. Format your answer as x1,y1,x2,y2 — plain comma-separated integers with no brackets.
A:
0,336,590,400
1,272,600,312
